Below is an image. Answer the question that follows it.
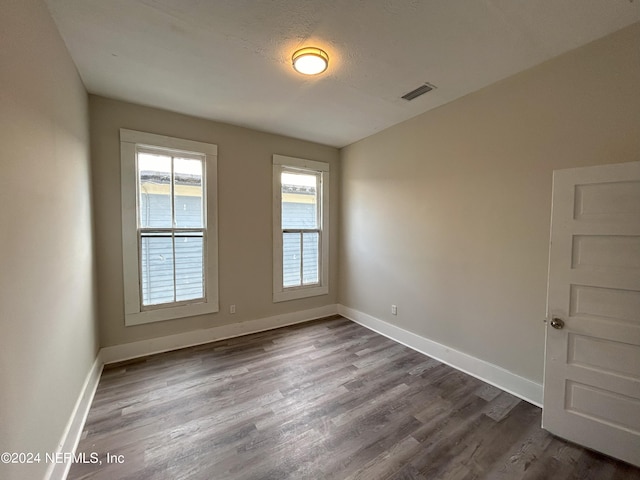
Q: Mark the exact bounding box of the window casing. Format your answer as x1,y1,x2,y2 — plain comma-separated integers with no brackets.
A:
121,129,218,326
273,154,329,302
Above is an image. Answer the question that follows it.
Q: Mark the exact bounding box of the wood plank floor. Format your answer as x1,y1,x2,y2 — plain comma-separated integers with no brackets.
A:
69,316,640,480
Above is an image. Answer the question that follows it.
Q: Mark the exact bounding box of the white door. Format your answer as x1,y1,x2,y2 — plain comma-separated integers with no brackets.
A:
543,161,640,466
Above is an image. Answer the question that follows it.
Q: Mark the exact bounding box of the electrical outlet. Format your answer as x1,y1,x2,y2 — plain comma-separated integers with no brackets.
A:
391,304,397,315
230,304,236,314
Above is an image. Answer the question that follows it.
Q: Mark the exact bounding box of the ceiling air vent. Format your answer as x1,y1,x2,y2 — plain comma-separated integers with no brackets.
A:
401,82,436,101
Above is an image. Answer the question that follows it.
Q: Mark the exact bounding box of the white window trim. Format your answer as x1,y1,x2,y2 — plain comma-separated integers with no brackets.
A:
120,129,219,326
273,154,329,302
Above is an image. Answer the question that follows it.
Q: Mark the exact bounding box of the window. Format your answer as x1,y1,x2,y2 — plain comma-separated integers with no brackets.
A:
273,154,329,302
121,129,218,326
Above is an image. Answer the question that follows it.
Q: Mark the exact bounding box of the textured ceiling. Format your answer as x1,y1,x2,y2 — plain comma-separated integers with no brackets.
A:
44,0,640,147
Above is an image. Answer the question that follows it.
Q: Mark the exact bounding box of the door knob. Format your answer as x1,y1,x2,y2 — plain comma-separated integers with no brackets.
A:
550,317,565,330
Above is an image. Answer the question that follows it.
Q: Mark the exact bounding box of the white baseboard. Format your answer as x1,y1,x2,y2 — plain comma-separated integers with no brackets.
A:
45,355,103,480
100,304,339,365
338,305,543,407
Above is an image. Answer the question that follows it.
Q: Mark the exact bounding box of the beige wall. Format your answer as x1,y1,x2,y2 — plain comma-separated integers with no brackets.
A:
0,1,99,479
339,23,640,383
89,96,340,347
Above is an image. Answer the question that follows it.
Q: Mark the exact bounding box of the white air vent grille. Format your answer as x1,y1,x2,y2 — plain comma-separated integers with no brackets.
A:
401,83,436,101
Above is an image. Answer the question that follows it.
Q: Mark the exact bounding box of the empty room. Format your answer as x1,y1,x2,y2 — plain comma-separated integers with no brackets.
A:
2,1,640,479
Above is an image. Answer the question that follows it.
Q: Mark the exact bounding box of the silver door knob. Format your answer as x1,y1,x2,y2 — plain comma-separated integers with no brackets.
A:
550,317,565,330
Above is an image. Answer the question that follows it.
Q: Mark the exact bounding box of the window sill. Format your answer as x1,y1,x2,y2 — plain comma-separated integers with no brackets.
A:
273,285,328,303
125,300,219,326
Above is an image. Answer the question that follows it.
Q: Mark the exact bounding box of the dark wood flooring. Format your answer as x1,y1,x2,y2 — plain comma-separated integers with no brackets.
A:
68,316,640,480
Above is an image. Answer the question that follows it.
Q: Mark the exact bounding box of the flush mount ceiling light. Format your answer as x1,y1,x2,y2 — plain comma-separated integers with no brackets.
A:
292,47,329,75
